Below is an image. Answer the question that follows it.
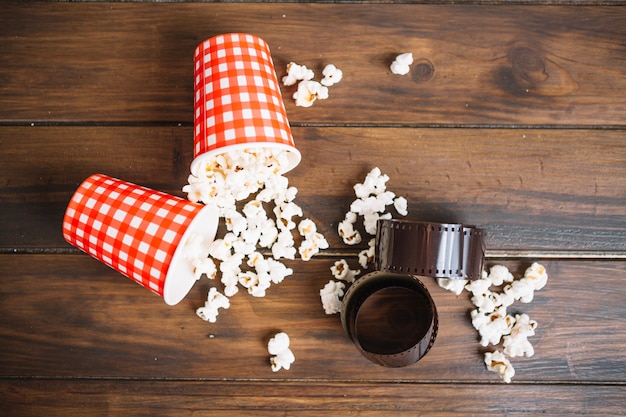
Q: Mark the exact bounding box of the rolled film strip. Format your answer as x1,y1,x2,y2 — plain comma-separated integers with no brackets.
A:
375,219,486,281
340,271,438,368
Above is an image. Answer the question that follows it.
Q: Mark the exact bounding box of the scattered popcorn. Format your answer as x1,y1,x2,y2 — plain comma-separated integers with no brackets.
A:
320,280,345,315
347,167,408,237
320,64,343,87
330,259,361,283
322,168,409,315
282,62,314,86
390,52,414,75
196,287,230,323
283,61,343,107
293,80,328,107
268,332,295,372
437,262,548,382
484,350,515,383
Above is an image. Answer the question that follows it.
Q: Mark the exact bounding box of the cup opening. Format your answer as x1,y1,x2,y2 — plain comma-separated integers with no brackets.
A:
163,204,219,305
190,143,301,178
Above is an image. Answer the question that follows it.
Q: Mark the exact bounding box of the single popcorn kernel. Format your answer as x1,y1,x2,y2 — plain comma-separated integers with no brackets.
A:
268,332,295,372
484,350,515,383
390,52,414,75
321,64,343,87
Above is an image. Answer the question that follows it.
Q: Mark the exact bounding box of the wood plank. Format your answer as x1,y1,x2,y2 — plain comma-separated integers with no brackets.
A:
1,126,625,251
1,254,624,383
1,3,625,125
2,379,625,417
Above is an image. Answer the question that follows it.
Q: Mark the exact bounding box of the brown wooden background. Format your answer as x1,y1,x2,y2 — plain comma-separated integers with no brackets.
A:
1,2,625,415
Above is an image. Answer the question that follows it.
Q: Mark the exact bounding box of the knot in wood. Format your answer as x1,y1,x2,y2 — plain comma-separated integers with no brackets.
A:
411,59,435,82
509,46,548,85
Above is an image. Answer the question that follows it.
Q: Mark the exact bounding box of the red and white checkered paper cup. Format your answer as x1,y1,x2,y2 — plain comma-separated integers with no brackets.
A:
191,33,301,177
62,174,218,305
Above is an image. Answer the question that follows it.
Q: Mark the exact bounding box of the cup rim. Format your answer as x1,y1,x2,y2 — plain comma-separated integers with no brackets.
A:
162,203,219,305
189,142,302,178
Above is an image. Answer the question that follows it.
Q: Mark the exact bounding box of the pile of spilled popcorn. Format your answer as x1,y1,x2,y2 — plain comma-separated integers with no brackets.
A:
438,262,548,383
183,147,328,371
320,167,548,383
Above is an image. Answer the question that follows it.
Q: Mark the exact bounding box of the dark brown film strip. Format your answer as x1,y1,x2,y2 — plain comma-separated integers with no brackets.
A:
375,219,486,280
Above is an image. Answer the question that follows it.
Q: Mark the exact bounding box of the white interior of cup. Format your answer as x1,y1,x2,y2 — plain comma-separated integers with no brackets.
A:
190,142,301,178
163,204,219,306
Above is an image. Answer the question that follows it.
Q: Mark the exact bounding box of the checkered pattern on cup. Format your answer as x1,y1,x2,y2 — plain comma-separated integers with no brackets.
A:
62,174,218,305
191,33,301,176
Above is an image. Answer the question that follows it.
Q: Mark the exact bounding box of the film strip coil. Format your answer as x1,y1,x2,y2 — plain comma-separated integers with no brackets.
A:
340,271,438,368
375,219,486,280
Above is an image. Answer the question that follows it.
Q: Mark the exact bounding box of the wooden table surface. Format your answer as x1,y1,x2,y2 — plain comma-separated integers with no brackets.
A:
1,1,625,415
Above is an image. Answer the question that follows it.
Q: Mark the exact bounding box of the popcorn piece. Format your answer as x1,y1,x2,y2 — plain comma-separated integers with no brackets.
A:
299,232,329,261
358,238,376,269
393,196,408,216
488,264,515,286
465,276,493,297
293,80,329,107
274,201,303,231
267,257,293,284
330,259,361,283
524,262,548,291
353,167,389,198
298,218,317,238
272,230,297,260
471,306,515,347
268,332,295,372
436,278,468,296
238,271,268,297
321,64,343,87
471,292,500,313
503,314,537,358
193,257,217,280
282,62,314,86
390,52,414,75
320,280,345,315
338,216,362,245
363,211,391,235
208,237,233,261
196,287,230,323
484,350,515,383
504,277,536,303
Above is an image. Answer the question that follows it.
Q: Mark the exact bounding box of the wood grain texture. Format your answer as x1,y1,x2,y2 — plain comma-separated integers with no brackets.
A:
1,2,625,415
2,380,625,417
1,3,625,126
1,126,624,251
1,255,624,383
